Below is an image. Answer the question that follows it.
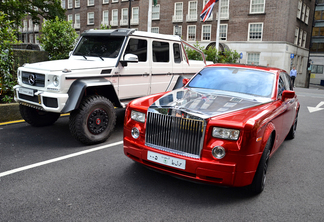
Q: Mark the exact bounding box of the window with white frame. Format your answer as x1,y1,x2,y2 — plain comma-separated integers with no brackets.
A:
34,23,39,32
29,34,33,43
301,3,306,22
87,12,94,25
152,4,160,20
103,10,109,26
88,0,94,6
121,8,128,25
203,0,213,20
103,0,109,4
151,27,159,33
187,25,196,41
297,0,302,19
247,53,260,65
131,7,139,25
112,0,118,3
111,9,118,26
248,23,263,41
75,0,80,8
61,0,65,9
188,1,197,21
298,29,303,46
29,19,33,32
250,0,265,14
305,6,310,24
294,27,299,45
75,14,80,29
173,2,183,22
68,0,72,9
68,14,73,24
220,0,229,19
174,25,182,37
302,31,307,48
219,24,228,41
202,25,211,41
23,20,27,32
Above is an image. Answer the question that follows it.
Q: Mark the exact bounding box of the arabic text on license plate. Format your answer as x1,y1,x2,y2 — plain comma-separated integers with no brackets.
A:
19,88,34,96
147,151,186,170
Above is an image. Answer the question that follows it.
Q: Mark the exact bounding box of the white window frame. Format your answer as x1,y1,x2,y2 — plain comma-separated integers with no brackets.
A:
102,10,109,26
302,31,307,48
219,24,228,41
173,25,182,37
74,13,80,29
131,7,139,25
298,29,303,46
247,53,260,65
220,0,229,20
173,2,183,22
28,19,33,32
111,9,118,26
68,0,73,9
301,3,306,22
305,6,310,25
250,0,265,14
103,0,109,4
187,25,196,41
151,27,159,33
61,0,65,9
29,34,34,43
297,0,302,19
152,4,160,20
112,0,118,3
187,1,197,21
201,25,211,41
248,23,263,41
294,27,299,45
88,0,94,6
68,14,73,24
75,0,80,8
120,8,128,26
87,12,95,25
34,23,39,32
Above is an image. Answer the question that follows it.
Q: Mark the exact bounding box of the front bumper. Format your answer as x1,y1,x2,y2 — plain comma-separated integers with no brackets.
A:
124,136,259,187
14,85,68,113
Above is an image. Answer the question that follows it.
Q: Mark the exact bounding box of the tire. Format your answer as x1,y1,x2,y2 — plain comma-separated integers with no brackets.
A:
19,105,60,127
286,112,298,140
249,136,272,195
69,95,116,145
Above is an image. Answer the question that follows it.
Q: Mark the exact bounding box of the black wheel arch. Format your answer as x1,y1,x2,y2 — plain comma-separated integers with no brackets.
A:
61,78,122,113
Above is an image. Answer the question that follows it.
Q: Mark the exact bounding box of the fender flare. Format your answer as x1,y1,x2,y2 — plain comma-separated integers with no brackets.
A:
261,122,276,153
61,78,122,113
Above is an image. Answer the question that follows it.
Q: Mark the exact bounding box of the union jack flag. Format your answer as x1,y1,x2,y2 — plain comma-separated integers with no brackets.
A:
200,0,218,22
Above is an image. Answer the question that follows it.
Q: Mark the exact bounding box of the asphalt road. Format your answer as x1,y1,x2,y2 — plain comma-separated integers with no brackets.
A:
0,88,323,221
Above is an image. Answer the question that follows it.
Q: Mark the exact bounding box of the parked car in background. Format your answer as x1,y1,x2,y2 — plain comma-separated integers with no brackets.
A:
123,64,300,194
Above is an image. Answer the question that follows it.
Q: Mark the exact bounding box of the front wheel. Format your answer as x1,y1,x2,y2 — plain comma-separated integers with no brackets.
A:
286,112,298,140
69,95,116,145
249,136,272,195
19,105,60,127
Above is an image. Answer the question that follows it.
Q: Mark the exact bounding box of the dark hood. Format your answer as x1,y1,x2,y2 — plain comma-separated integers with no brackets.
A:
148,88,271,119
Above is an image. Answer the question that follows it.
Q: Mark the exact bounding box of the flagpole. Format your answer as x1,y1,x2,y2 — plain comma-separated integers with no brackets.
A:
148,0,152,32
215,0,221,62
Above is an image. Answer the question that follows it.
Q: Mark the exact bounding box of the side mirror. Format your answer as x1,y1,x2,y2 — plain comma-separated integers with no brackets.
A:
182,78,189,86
282,90,295,101
120,53,138,66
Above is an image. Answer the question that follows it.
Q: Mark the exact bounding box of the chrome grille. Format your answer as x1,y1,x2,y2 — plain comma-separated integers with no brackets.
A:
22,71,45,87
145,112,205,159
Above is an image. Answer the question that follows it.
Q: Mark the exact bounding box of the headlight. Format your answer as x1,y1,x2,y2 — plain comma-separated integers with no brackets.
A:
53,75,59,87
212,146,226,159
212,127,240,140
131,110,145,123
131,127,140,139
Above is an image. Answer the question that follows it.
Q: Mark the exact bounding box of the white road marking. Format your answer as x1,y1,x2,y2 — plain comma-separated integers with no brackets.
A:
0,141,123,178
307,101,324,113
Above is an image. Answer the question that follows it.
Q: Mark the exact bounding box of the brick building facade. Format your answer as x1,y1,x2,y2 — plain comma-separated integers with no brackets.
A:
20,0,316,87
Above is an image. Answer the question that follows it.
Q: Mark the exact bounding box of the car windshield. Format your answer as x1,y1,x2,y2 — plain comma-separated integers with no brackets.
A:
73,36,125,58
187,67,275,98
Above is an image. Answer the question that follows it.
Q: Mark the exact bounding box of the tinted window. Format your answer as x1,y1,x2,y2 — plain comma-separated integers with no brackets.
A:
173,43,181,63
73,36,124,58
124,38,147,62
187,67,275,97
278,76,286,98
153,41,169,62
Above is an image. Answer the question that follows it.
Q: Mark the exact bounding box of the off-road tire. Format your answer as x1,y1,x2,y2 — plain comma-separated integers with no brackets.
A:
286,112,298,140
249,136,272,195
19,105,60,127
69,95,116,145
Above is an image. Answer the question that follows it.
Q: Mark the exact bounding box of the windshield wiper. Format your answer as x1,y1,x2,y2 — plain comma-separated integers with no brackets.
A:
83,55,87,60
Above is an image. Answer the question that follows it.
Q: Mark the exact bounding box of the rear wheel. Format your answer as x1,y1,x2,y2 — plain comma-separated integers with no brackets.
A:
69,95,116,145
19,105,60,127
286,112,298,140
249,136,272,195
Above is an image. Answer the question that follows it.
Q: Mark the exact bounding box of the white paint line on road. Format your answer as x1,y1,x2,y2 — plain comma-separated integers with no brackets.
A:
0,141,123,178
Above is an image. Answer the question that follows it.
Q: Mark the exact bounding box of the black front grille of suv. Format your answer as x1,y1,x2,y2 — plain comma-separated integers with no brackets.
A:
22,71,45,87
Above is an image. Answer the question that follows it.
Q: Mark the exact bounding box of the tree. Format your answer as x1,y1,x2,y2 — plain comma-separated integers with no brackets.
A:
0,12,19,103
38,17,78,60
0,0,66,27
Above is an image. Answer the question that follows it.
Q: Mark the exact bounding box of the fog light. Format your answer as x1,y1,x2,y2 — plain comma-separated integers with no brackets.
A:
212,146,226,159
131,127,140,139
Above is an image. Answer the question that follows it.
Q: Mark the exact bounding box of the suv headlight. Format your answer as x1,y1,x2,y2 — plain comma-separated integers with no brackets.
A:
131,110,145,123
212,127,240,140
53,75,59,87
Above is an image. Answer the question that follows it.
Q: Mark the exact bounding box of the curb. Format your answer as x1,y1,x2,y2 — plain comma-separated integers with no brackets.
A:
0,103,22,123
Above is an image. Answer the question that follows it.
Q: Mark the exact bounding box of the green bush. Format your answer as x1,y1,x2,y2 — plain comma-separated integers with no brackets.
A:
39,17,78,60
0,12,19,103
